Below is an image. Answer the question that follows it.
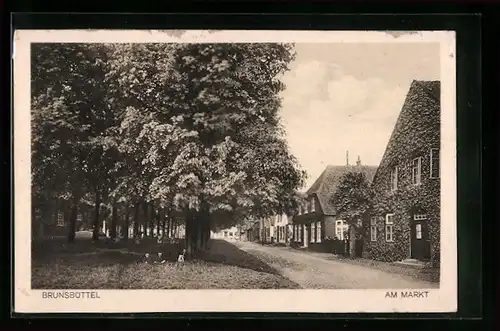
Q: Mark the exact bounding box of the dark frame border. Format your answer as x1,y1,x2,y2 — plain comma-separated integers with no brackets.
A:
7,11,484,326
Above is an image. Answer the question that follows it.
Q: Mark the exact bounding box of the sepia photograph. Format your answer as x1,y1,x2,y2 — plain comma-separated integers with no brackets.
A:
14,30,457,313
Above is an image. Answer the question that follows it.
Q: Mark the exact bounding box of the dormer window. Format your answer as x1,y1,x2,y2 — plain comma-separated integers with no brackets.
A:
298,205,302,215
311,199,315,212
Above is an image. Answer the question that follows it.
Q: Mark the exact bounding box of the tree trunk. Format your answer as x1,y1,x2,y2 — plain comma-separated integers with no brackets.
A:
196,221,202,251
349,224,356,258
170,216,176,238
133,202,140,237
110,201,118,240
201,209,210,249
185,212,193,257
124,205,130,240
156,208,161,236
92,189,101,241
204,220,210,248
149,204,155,237
142,202,149,237
161,209,167,238
190,216,198,255
166,210,171,239
67,200,78,243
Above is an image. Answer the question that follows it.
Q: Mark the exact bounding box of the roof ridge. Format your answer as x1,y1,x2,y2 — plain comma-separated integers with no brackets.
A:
414,80,440,103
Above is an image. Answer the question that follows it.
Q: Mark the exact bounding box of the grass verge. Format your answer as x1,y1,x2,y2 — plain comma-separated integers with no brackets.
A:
32,239,300,289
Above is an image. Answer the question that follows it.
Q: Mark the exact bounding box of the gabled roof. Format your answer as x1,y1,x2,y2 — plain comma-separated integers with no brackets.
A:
372,80,441,184
415,80,440,101
306,164,378,215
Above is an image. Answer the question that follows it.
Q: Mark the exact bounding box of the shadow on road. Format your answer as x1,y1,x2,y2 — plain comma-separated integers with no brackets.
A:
198,239,281,275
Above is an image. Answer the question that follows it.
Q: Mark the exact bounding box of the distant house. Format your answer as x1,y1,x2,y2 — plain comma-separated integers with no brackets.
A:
363,80,440,267
211,226,239,241
260,216,275,244
275,213,293,245
245,221,261,242
292,162,378,252
260,212,292,245
32,198,94,239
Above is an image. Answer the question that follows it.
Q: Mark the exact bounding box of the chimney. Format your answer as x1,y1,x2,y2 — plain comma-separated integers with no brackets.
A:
356,156,361,166
346,150,349,166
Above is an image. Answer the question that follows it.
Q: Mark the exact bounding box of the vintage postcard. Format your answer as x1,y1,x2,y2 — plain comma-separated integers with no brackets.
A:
13,29,457,313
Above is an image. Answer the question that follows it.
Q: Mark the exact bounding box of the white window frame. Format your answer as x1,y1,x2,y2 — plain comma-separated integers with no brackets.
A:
335,220,345,240
412,157,422,185
370,217,377,242
316,221,322,243
385,213,394,242
311,222,316,243
415,224,423,239
430,148,440,179
390,166,398,191
298,205,302,215
311,199,315,212
57,212,65,227
413,214,428,221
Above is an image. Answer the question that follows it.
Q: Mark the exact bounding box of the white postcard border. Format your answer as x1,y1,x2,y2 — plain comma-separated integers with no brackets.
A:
13,30,457,313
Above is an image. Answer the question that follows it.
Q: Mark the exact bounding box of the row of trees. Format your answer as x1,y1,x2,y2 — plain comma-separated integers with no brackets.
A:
32,42,306,255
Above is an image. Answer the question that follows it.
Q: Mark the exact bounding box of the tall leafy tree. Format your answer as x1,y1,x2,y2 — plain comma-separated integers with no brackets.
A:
32,43,112,241
332,171,374,258
113,43,305,254
161,43,304,253
32,42,306,252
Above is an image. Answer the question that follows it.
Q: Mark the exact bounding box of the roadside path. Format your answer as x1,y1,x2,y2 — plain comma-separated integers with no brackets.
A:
233,241,439,289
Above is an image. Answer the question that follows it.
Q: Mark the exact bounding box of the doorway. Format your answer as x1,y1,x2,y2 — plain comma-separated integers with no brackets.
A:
410,214,431,261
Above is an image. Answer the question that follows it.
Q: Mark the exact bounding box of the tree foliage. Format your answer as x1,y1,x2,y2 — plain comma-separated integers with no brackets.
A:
332,171,374,224
31,42,305,249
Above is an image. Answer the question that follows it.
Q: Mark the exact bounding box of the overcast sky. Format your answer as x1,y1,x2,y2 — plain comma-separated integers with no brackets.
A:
279,42,440,190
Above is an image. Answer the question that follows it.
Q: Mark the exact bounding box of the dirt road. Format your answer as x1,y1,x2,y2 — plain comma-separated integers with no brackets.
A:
233,241,439,289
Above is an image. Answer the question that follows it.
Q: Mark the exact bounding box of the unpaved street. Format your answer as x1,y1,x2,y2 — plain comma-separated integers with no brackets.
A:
233,241,439,289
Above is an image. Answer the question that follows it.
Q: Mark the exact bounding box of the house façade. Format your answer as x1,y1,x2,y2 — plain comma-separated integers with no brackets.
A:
292,161,377,252
363,80,441,268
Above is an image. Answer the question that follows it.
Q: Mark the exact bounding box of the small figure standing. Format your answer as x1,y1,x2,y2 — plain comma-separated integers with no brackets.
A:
177,249,186,263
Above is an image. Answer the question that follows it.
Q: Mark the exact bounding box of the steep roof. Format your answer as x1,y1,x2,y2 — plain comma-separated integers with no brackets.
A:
416,80,440,101
306,164,378,215
372,80,441,184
